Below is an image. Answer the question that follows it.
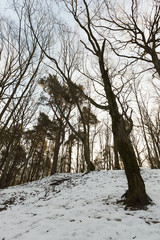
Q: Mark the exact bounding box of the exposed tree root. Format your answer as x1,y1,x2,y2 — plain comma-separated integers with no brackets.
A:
121,190,153,210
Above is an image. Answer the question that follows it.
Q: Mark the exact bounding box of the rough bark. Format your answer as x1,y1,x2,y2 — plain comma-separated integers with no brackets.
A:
102,68,151,208
114,118,151,207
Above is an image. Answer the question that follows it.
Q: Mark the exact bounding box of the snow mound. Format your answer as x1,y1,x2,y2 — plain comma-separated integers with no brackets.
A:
0,169,160,240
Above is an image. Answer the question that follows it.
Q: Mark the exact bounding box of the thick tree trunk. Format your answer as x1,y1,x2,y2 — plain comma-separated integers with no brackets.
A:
101,67,151,208
114,118,151,207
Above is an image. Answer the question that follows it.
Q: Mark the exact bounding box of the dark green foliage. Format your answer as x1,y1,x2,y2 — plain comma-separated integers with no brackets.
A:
39,74,84,106
34,112,59,140
79,106,99,125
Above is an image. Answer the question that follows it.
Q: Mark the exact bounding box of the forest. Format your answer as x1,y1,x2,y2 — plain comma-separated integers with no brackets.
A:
0,0,160,209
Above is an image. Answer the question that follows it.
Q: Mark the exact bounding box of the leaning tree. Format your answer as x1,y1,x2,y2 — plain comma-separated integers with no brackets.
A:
21,0,152,208
55,0,152,208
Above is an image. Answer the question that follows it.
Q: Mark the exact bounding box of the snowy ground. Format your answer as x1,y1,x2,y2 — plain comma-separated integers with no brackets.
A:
0,169,160,240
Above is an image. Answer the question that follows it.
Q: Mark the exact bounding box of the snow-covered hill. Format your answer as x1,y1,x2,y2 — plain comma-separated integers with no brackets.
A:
0,169,160,240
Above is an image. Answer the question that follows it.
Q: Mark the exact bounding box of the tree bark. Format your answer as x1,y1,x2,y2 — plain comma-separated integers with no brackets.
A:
83,138,95,172
102,69,151,208
113,135,120,170
114,118,151,207
51,127,62,175
76,137,80,173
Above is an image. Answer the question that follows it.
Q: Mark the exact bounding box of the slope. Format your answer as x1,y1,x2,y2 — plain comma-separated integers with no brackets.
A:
0,169,160,240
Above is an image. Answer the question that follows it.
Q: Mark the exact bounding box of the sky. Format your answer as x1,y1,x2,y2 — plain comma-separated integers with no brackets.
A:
0,0,8,12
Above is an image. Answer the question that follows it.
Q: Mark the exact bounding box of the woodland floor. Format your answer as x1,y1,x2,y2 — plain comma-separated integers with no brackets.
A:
0,168,160,240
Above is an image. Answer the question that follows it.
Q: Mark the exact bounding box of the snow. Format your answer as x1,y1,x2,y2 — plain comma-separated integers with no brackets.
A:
0,169,160,240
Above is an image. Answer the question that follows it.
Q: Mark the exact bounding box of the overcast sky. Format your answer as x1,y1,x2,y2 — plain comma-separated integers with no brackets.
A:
0,0,8,11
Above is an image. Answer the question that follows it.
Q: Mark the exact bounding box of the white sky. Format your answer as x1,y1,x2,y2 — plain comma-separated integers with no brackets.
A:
0,0,8,11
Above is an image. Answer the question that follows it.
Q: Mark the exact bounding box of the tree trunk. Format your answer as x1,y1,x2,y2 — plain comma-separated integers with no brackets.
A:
0,141,13,188
114,118,151,207
27,151,36,182
68,141,72,173
83,138,95,172
76,137,80,173
101,68,151,208
134,146,143,167
20,155,30,184
51,128,61,175
35,139,46,179
113,135,120,170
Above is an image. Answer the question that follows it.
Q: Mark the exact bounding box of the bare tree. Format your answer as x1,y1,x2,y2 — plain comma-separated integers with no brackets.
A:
0,1,48,188
55,0,151,208
103,0,160,77
139,100,160,169
20,0,152,207
0,3,46,135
